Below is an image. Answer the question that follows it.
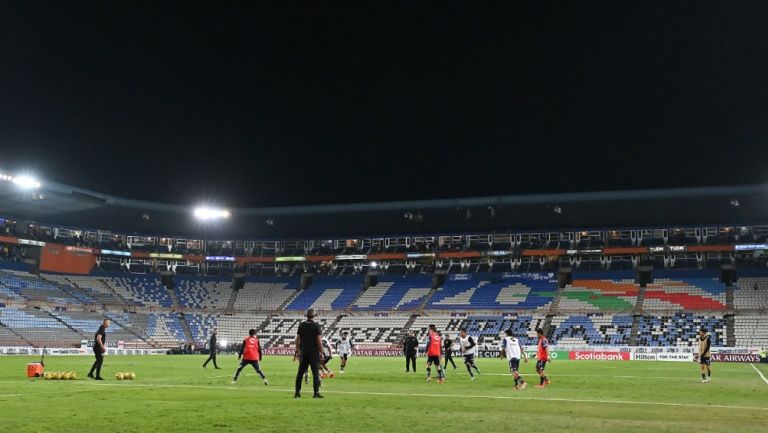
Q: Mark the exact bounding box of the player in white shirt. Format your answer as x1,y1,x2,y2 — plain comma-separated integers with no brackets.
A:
319,337,335,379
335,332,354,373
458,328,480,380
500,328,528,390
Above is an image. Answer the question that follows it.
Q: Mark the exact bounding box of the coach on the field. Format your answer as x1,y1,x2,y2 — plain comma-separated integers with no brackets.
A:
294,308,324,398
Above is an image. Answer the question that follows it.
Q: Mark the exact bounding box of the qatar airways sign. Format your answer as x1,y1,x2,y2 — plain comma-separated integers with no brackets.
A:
569,351,630,361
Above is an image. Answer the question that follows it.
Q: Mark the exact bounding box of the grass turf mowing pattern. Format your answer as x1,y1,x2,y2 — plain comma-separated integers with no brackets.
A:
0,356,766,433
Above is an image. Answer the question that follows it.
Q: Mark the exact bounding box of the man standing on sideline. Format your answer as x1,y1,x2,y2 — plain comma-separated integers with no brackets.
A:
443,334,456,371
202,330,220,369
88,318,109,380
402,331,418,372
698,327,712,383
294,309,324,398
232,329,268,385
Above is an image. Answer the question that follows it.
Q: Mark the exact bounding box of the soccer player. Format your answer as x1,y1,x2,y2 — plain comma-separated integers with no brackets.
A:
319,336,335,379
534,327,551,388
698,327,712,383
294,308,324,398
443,334,457,371
335,332,354,373
202,330,220,369
402,331,419,372
458,328,480,380
500,329,527,390
231,329,268,385
425,325,445,383
88,318,109,380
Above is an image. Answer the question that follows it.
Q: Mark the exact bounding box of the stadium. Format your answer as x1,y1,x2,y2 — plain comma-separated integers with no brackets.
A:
1,174,767,431
2,3,768,433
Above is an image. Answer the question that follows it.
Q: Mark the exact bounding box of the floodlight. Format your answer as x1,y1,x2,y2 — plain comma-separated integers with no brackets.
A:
11,175,41,189
194,207,231,221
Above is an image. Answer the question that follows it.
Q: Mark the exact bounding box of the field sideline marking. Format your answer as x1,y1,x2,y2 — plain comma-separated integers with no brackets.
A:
750,364,768,386
79,381,768,412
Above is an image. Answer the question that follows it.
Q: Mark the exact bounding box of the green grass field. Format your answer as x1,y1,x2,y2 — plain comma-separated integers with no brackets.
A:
0,355,766,433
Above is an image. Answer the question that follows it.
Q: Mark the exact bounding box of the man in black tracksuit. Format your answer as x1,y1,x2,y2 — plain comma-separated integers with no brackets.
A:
443,334,456,370
202,330,220,369
294,309,324,398
88,319,109,380
402,331,419,373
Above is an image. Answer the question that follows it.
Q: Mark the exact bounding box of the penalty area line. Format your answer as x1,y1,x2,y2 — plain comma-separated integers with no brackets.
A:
80,381,768,412
750,363,768,386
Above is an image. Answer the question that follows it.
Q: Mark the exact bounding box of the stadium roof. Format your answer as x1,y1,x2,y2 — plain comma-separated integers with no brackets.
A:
2,178,768,239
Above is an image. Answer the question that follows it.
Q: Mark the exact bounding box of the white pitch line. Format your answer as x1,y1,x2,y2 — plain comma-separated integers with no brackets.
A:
750,363,768,386
445,372,695,380
79,381,768,412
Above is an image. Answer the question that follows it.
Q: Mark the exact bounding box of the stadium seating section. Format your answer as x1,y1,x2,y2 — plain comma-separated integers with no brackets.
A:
1,264,767,350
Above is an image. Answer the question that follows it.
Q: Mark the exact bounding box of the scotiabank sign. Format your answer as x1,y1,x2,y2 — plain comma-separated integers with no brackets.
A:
570,351,630,361
711,353,762,363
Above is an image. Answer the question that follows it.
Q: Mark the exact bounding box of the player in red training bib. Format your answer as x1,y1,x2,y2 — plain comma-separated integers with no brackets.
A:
534,327,551,388
425,325,445,383
232,329,268,385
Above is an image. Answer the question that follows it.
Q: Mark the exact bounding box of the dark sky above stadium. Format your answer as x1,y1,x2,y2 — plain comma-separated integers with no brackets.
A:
1,2,768,208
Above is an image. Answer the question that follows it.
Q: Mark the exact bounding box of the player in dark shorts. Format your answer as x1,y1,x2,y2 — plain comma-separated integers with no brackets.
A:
535,328,551,388
698,327,712,383
443,335,456,371
88,319,109,380
425,325,445,383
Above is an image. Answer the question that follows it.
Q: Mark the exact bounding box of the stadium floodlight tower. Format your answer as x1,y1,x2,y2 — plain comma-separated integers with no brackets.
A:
193,206,231,221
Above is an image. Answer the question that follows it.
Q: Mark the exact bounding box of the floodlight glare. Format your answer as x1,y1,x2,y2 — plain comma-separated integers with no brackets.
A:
194,206,231,220
12,175,41,189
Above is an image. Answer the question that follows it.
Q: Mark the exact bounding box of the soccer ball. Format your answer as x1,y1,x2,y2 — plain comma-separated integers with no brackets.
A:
70,372,77,380
127,372,135,380
116,372,124,380
43,372,51,380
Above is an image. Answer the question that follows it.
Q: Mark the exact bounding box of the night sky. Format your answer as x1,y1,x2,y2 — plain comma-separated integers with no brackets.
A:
1,2,768,209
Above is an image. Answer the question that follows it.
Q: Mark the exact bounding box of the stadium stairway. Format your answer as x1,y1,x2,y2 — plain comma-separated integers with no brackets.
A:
226,289,239,310
44,310,86,340
178,313,193,343
628,315,642,346
547,283,566,315
276,289,302,311
345,284,371,313
391,314,419,345
165,286,180,309
43,276,97,306
726,286,735,310
99,280,134,306
108,316,154,348
726,314,736,346
322,314,345,338
416,286,439,312
634,284,647,313
542,314,554,336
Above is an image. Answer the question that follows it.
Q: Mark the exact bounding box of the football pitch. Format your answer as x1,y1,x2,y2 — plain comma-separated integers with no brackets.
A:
0,355,766,433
